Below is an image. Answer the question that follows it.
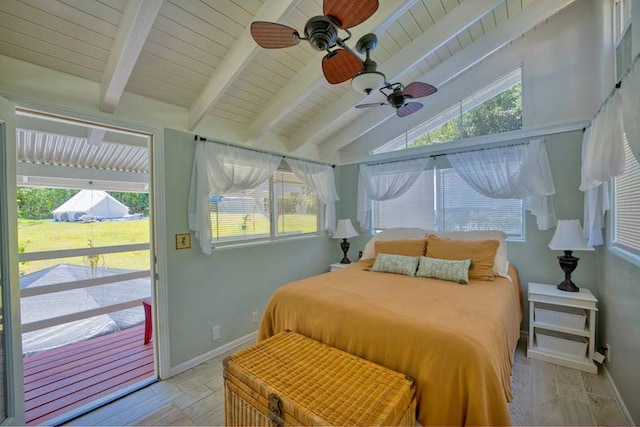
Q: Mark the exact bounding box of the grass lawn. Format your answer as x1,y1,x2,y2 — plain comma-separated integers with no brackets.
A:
18,213,318,275
18,218,151,275
211,213,318,239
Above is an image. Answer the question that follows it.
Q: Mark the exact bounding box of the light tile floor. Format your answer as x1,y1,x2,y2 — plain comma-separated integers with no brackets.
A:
68,338,630,426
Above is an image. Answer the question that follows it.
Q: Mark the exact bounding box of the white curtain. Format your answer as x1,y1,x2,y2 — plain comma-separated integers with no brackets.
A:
357,158,430,230
621,58,640,165
188,141,282,254
579,92,626,192
285,158,340,234
447,139,557,230
583,182,610,247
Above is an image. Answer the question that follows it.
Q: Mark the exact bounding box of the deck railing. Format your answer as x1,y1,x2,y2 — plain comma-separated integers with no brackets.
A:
18,243,151,336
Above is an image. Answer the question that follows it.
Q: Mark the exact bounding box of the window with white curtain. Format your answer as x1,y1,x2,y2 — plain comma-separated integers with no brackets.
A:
614,139,640,255
209,170,319,244
374,168,524,239
612,0,639,258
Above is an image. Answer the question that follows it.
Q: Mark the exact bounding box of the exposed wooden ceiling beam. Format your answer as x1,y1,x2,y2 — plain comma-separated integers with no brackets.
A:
287,0,502,153
87,128,107,147
188,0,301,131
243,0,418,145
100,0,163,113
318,0,577,159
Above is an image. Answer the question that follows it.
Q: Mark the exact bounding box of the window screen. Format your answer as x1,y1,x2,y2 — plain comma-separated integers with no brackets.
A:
210,182,271,243
274,171,319,237
375,170,436,230
374,167,524,238
437,168,524,238
209,171,320,244
614,140,640,255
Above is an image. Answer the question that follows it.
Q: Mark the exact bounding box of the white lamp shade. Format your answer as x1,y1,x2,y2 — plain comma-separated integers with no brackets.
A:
548,219,595,251
351,72,386,94
333,219,359,239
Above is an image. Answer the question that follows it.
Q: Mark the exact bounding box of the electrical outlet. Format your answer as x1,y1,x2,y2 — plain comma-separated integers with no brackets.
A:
212,325,221,341
605,343,611,363
251,311,259,323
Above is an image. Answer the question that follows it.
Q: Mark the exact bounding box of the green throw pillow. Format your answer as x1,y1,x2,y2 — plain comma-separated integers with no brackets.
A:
371,253,420,277
416,256,472,284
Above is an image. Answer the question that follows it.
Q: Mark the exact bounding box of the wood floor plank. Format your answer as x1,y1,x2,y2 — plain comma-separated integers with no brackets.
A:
26,353,153,401
25,325,144,365
65,337,630,427
29,371,155,425
28,366,154,423
24,329,145,375
24,326,155,426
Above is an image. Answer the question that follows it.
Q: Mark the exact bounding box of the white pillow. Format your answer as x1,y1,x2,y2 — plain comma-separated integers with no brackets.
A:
428,230,509,277
361,228,430,260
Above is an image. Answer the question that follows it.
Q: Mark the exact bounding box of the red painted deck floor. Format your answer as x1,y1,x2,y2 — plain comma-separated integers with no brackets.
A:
23,325,155,426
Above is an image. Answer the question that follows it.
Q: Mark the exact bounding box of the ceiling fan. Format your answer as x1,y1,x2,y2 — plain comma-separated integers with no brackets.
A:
355,81,438,117
250,0,379,84
350,33,437,118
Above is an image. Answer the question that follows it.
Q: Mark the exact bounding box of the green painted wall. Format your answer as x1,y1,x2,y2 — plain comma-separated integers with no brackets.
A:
337,130,602,330
162,129,336,367
600,230,640,422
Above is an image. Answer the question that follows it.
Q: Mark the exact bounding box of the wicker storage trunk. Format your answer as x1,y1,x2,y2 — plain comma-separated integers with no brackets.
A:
223,330,416,426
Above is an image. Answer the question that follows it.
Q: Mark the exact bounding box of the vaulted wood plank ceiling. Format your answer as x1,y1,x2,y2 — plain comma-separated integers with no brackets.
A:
0,0,574,160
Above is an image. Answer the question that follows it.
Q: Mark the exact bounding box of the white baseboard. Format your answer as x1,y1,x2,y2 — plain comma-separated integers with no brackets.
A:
171,330,258,376
603,364,635,426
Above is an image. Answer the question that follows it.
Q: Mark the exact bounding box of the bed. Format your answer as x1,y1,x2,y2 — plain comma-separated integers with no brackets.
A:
258,232,523,426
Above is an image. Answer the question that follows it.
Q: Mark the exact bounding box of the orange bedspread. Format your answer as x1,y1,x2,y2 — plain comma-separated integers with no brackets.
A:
258,261,522,426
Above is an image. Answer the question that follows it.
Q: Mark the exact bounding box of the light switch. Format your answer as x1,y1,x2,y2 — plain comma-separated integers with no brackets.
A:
175,233,191,250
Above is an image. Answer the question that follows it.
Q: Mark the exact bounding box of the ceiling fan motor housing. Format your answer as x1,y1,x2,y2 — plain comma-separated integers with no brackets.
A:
388,91,406,109
305,16,338,51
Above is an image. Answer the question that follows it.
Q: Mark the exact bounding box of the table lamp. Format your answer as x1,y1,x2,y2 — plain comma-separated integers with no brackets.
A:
333,219,359,264
548,219,594,292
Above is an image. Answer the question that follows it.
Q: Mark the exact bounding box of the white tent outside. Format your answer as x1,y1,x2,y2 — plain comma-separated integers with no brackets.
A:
52,189,130,221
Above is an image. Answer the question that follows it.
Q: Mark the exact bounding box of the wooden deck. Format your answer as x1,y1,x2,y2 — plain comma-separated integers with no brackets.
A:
23,325,155,425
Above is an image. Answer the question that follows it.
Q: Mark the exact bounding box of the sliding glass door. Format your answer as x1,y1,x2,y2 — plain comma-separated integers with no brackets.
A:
1,95,26,425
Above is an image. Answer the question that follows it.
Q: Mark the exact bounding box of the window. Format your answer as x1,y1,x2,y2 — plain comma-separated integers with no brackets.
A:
374,68,522,154
209,170,319,244
374,168,524,239
612,0,639,259
613,139,640,255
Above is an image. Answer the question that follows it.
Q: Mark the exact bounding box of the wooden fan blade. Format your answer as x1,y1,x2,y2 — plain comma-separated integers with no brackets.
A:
397,102,423,118
403,82,437,99
355,102,387,109
322,49,364,84
250,22,300,49
323,0,379,29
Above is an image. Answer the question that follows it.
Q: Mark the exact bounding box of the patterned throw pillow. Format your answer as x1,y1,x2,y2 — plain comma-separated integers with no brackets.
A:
416,256,472,284
371,254,420,276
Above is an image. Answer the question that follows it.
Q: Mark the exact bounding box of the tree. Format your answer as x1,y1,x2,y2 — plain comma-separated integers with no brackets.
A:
109,192,149,215
405,83,522,149
17,188,78,219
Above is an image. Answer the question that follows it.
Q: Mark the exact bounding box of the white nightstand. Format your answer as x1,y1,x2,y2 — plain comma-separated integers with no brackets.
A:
329,262,350,272
527,282,598,373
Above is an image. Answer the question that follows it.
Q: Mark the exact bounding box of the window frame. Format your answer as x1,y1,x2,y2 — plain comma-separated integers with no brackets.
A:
209,168,322,248
609,0,640,266
373,67,523,155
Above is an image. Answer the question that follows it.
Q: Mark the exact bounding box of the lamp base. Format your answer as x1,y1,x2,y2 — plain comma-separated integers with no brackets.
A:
557,279,580,292
340,239,351,264
556,250,580,292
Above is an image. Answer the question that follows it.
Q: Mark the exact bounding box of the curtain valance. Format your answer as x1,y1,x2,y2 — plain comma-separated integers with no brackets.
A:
357,158,430,230
447,139,557,230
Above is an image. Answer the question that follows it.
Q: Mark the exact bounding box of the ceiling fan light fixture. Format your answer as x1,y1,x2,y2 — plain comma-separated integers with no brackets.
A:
351,71,386,94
